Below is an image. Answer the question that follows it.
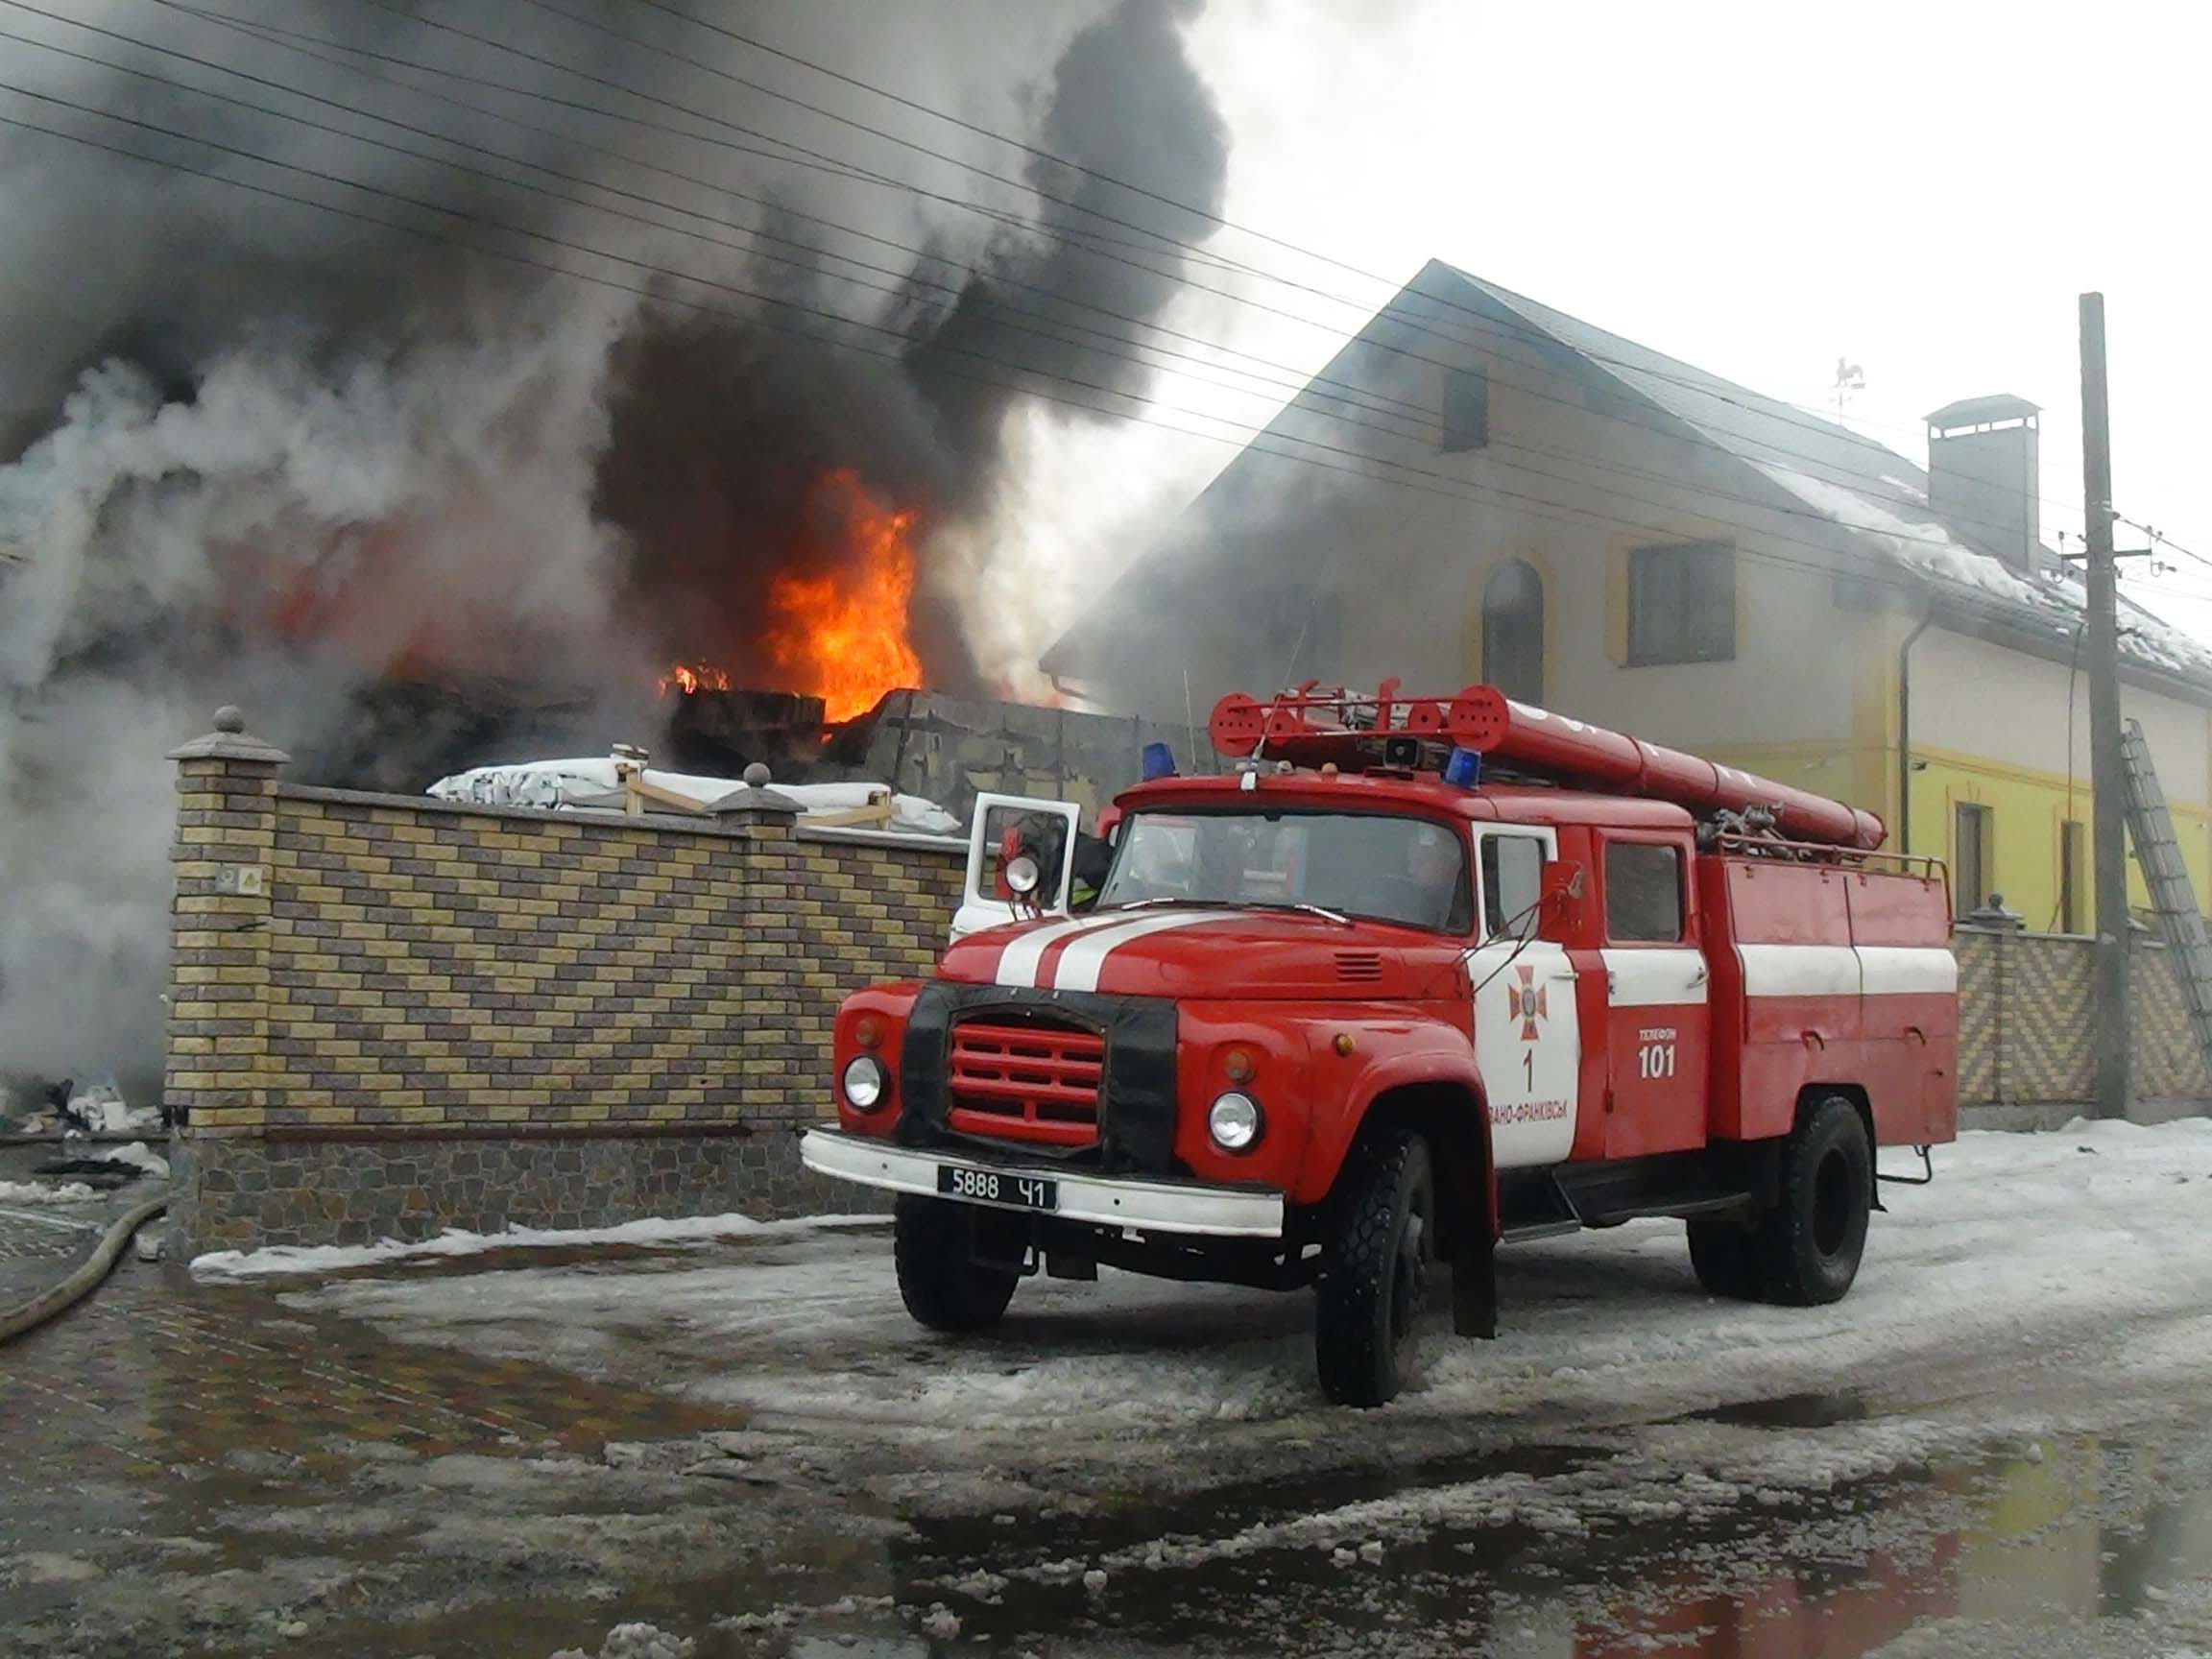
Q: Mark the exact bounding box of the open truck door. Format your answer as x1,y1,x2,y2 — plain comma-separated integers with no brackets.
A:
952,793,1082,941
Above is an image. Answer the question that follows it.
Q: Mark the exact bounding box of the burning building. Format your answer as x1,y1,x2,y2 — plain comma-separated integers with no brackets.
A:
0,0,1231,1093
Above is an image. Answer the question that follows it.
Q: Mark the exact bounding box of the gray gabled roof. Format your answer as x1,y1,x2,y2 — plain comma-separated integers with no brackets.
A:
1045,262,2212,698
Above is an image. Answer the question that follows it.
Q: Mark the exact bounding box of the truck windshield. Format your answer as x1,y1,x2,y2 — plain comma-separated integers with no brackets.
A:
1097,810,1472,933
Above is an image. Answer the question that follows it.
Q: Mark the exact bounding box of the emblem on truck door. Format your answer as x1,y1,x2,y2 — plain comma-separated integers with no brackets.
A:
1512,963,1550,1041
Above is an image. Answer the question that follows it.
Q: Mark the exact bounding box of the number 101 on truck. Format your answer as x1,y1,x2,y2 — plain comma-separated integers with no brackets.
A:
802,683,1957,1407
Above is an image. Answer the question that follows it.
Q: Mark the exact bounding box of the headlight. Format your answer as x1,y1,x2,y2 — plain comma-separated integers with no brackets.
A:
842,1054,888,1112
1208,1091,1262,1153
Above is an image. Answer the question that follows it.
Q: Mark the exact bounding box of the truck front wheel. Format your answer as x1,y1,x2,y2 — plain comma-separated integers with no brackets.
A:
894,1194,1019,1333
1314,1127,1433,1407
1756,1095,1872,1306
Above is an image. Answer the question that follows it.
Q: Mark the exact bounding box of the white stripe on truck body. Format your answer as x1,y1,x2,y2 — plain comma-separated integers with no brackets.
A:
1737,944,1955,998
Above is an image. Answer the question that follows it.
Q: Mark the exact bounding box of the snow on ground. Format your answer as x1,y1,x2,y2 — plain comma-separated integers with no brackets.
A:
191,1211,888,1279
0,1179,99,1203
101,1141,167,1178
286,1120,2212,1519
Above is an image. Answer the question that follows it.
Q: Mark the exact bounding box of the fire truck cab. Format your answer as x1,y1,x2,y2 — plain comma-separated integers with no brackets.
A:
802,684,1957,1407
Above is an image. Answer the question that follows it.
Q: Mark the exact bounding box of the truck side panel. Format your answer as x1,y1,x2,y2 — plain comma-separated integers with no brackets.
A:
1700,858,1861,1142
1845,871,1959,1146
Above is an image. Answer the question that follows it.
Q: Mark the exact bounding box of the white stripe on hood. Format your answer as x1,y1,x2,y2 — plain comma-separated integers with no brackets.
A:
1049,910,1244,992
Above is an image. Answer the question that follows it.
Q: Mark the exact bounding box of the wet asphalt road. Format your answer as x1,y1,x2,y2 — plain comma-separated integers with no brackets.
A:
7,1218,2212,1658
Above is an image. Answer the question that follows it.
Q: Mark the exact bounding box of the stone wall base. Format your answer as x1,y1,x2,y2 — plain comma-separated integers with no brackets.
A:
1959,1098,2211,1133
171,1124,886,1259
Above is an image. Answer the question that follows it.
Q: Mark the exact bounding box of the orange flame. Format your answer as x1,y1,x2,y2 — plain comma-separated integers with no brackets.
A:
658,661,732,697
761,469,923,723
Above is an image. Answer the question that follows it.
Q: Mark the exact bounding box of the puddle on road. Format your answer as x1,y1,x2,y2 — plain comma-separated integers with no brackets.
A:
1682,1388,1871,1430
709,1417,2212,1658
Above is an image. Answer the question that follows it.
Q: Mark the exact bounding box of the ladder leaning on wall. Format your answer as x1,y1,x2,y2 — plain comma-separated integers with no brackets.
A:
2118,718,2212,1074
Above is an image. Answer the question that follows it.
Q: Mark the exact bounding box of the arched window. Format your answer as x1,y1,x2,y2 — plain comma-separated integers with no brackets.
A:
1480,559,1544,705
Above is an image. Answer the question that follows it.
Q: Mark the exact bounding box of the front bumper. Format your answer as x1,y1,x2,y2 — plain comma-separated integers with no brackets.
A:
801,1128,1286,1239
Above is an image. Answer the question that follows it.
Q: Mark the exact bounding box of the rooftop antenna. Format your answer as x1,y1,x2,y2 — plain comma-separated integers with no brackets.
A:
1183,667,1198,772
1832,356,1865,422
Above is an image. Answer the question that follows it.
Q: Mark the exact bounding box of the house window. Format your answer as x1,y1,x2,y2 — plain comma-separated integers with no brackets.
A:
1442,367,1488,452
1955,802,1993,912
1604,841,1683,943
1627,541,1735,665
2059,818,2085,933
1479,559,1544,704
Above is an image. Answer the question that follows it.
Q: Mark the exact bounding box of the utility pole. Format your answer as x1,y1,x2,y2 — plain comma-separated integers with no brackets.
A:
2081,292,2130,1119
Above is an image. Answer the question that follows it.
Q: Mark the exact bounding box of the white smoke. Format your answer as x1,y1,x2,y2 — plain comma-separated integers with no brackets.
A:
0,288,637,1090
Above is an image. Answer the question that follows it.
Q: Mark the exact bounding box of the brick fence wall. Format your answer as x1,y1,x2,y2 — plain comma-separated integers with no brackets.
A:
1954,925,2211,1127
164,711,962,1255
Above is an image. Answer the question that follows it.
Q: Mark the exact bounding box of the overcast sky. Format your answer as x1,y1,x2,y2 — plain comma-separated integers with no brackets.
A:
974,0,2212,687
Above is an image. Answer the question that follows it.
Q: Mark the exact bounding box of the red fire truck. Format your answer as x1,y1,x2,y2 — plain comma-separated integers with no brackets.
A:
802,684,1957,1406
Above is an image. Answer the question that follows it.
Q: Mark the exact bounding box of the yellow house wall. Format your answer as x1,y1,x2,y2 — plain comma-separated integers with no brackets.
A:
1892,626,2212,928
1907,747,2212,928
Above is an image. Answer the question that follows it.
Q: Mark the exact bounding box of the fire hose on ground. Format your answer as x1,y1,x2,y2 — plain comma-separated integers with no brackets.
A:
0,1193,169,1345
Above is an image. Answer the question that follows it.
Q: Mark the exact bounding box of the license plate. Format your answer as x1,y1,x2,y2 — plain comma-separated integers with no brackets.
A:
937,1165,1058,1211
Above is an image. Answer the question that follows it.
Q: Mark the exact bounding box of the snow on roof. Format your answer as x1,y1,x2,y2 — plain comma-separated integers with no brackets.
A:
1756,460,2212,682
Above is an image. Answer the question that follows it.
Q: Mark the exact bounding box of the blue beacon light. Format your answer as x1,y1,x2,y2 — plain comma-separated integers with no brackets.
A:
1141,740,1178,781
1443,747,1482,790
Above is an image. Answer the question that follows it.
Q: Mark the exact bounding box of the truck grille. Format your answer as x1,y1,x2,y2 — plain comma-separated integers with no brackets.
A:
947,1016,1105,1148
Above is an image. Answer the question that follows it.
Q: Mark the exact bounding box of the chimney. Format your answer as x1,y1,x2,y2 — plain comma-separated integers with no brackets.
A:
1925,394,2043,577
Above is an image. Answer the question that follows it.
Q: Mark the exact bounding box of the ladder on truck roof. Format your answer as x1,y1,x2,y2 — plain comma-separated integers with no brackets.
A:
2119,718,2212,1074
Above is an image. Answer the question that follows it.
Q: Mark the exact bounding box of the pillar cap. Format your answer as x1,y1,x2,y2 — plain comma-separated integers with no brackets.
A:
168,707,291,765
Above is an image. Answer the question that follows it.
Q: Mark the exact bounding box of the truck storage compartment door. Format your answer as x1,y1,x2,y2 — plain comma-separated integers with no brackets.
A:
1721,859,1860,1142
1846,869,1958,1144
1597,834,1710,1159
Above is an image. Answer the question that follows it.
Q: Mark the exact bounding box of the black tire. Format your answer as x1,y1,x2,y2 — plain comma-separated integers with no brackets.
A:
1756,1095,1872,1306
1686,1215,1763,1300
1314,1127,1434,1407
894,1194,1019,1333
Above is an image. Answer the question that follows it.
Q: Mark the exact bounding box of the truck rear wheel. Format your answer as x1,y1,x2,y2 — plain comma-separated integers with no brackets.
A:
1756,1095,1872,1306
1314,1126,1433,1407
1686,1216,1762,1300
894,1194,1019,1333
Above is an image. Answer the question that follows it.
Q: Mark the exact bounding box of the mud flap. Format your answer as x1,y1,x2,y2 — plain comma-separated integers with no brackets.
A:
1452,1234,1497,1339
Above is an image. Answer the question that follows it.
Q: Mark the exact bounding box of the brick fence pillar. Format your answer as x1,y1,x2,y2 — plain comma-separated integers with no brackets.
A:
163,707,289,1247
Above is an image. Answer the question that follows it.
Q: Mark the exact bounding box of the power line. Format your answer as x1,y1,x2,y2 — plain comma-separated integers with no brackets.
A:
602,0,2105,521
0,61,2082,604
158,0,1983,509
0,73,2197,679
0,84,2000,618
104,0,2089,554
3,12,2104,573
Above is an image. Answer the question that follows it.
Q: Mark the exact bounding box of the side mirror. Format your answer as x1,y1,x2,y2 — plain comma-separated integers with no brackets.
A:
1539,859,1585,940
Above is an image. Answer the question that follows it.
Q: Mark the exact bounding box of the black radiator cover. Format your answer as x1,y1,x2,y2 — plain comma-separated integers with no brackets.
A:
893,982,1182,1176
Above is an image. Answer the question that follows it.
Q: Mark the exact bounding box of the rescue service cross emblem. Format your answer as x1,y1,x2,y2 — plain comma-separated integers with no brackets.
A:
1512,963,1549,1042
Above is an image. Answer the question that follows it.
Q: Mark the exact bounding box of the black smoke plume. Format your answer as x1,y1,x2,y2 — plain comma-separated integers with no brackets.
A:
0,0,1229,1089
